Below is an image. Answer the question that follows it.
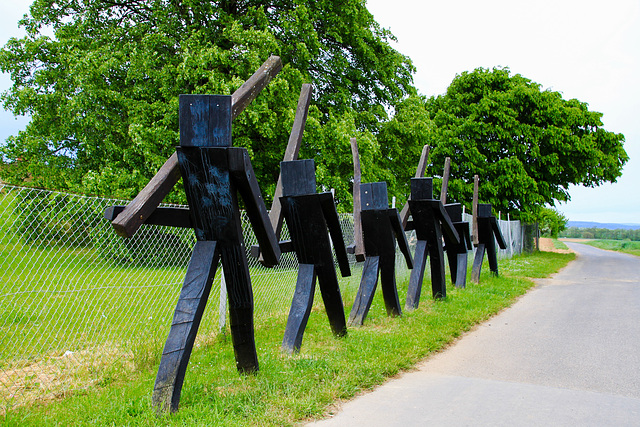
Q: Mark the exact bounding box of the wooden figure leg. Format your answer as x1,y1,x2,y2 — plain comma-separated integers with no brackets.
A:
427,238,447,299
446,246,459,285
153,241,220,413
406,240,428,311
486,237,499,276
471,243,486,283
220,244,259,373
316,262,347,338
379,253,402,317
282,263,317,354
455,252,468,288
348,255,380,327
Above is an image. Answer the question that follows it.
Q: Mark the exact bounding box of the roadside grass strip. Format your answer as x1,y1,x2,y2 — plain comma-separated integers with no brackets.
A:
2,251,574,426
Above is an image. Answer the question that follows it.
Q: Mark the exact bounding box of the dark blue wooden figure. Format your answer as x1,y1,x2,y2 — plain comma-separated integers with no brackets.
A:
348,182,413,327
278,160,350,353
152,95,280,412
443,203,472,288
405,178,460,308
471,203,507,282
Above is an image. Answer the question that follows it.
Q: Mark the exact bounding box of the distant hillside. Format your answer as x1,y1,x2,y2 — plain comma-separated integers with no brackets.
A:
567,221,640,230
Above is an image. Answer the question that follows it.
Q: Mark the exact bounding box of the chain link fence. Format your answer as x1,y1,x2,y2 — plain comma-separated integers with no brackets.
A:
0,184,521,413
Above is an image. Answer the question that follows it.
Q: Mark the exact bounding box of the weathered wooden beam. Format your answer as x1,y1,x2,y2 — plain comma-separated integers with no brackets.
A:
439,157,451,205
472,174,479,246
111,56,283,238
268,84,313,240
349,137,365,261
400,145,430,229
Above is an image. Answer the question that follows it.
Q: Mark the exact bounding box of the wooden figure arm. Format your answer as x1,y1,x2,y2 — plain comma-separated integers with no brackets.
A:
463,223,473,249
389,209,413,269
435,202,460,245
105,205,192,229
111,56,283,238
490,217,508,249
228,148,281,267
319,193,351,277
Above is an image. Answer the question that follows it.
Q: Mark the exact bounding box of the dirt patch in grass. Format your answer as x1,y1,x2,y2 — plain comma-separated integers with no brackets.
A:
0,344,134,415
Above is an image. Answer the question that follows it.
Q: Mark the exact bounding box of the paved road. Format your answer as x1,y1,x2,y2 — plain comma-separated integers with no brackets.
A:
309,242,640,426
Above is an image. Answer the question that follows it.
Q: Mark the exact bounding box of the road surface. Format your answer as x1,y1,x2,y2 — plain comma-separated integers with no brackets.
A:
308,242,640,426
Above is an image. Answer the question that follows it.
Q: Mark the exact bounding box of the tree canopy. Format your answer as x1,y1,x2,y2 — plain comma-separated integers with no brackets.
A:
0,0,415,210
408,67,628,219
1,4,628,219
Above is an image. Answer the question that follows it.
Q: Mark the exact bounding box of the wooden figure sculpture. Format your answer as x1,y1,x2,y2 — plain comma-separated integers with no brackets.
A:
443,203,472,288
471,203,507,282
278,159,350,353
105,57,283,413
348,182,413,327
151,95,280,412
405,177,460,308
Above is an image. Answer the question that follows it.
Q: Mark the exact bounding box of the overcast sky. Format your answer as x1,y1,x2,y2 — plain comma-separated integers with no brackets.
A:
1,1,638,224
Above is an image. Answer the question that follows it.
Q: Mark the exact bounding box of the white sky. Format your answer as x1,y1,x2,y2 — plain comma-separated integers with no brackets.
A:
1,0,639,224
365,0,640,224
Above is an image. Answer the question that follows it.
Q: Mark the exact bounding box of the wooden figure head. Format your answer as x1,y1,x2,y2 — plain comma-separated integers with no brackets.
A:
445,203,463,223
360,182,389,210
281,159,316,197
478,203,492,218
410,178,434,201
179,95,232,147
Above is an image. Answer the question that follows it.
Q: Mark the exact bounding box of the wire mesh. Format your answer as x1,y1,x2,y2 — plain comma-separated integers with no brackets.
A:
0,184,521,412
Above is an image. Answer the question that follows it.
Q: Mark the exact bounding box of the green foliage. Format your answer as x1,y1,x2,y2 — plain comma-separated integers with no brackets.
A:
536,207,568,238
376,95,434,204
417,67,627,218
0,0,415,210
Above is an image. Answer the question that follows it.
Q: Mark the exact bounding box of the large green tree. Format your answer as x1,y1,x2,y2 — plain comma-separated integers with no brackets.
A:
405,67,628,219
0,0,415,210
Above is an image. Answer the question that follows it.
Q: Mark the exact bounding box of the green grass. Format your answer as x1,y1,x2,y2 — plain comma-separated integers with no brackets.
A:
2,250,574,426
552,239,569,250
582,239,640,257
